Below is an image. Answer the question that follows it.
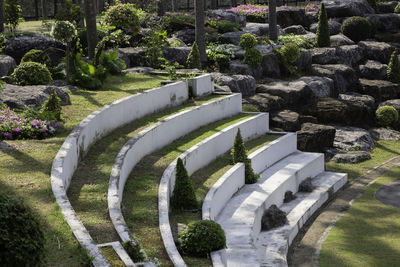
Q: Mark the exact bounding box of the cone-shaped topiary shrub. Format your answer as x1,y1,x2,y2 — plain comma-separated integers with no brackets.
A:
0,193,45,266
12,62,52,85
376,106,399,126
316,3,330,47
21,49,52,67
341,16,374,43
170,158,197,210
231,129,260,184
387,49,400,83
186,42,202,69
179,220,226,256
41,89,63,122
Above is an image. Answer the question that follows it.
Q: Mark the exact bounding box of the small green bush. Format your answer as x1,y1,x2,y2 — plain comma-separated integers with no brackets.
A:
208,19,241,34
4,0,23,31
341,16,374,43
55,0,82,24
51,20,77,44
244,47,263,67
280,42,300,64
0,193,45,266
376,106,399,126
21,49,52,67
206,43,235,71
179,220,226,256
103,3,140,34
170,158,198,210
278,34,314,49
12,62,52,85
187,42,202,69
387,49,400,83
41,89,62,122
395,3,400,13
239,33,258,50
316,3,330,47
122,241,145,262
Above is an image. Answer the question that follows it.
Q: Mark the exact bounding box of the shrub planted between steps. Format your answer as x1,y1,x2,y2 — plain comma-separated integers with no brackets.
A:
0,193,45,266
170,158,198,210
280,42,300,64
41,89,63,122
186,42,202,69
179,220,226,256
244,47,263,67
316,3,330,47
376,106,399,127
239,33,258,50
341,16,374,43
387,49,400,83
12,62,52,86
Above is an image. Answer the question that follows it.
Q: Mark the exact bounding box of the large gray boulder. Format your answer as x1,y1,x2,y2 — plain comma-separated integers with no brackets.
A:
0,55,16,77
322,0,375,18
261,53,281,78
330,34,355,47
297,123,336,152
333,126,374,152
310,20,341,35
378,99,400,111
162,47,191,66
377,1,398,13
296,76,335,98
358,79,400,102
174,29,195,45
270,110,301,131
330,150,371,163
311,64,360,94
118,47,147,68
366,14,400,32
358,41,395,64
283,25,307,35
221,31,246,45
358,60,387,80
208,9,246,27
338,92,375,109
229,60,263,79
212,73,256,96
4,35,65,65
296,49,312,73
370,128,400,141
256,79,315,107
243,23,283,36
277,7,307,28
311,45,363,66
245,93,285,112
0,84,71,110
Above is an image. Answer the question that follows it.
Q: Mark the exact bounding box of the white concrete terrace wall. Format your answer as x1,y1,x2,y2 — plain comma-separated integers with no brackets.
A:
108,93,242,243
159,113,270,267
188,74,214,97
51,81,190,266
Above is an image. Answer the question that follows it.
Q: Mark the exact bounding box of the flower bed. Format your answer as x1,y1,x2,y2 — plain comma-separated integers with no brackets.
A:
0,106,62,140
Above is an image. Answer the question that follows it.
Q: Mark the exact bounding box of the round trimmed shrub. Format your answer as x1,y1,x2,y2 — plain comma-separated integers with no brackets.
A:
395,3,400,14
244,47,263,67
376,106,399,126
21,49,52,67
179,220,226,256
280,42,300,64
103,3,140,34
12,62,52,85
239,33,258,50
0,193,45,266
341,16,374,43
51,20,77,44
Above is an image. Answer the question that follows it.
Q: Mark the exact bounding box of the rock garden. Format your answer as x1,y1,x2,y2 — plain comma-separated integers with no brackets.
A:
1,0,400,266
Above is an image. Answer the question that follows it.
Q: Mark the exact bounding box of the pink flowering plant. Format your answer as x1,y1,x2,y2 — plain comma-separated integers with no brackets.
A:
0,105,62,140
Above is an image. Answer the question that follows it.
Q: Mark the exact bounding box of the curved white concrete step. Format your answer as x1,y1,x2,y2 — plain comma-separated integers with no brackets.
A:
255,171,347,267
215,151,325,267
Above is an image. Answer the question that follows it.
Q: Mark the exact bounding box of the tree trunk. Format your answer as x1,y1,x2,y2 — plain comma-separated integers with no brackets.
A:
41,0,48,19
158,0,165,16
84,0,98,59
0,0,4,33
268,0,277,41
195,0,206,64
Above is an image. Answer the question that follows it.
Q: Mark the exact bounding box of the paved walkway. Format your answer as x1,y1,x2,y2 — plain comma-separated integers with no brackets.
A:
287,155,400,267
375,181,400,210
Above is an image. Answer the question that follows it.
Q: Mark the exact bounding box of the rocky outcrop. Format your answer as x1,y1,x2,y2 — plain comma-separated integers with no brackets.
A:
311,45,363,67
377,1,398,13
283,25,307,35
365,13,400,32
296,76,335,98
358,79,400,102
311,64,360,94
118,47,147,68
370,128,400,141
322,0,375,18
0,84,71,110
333,126,374,152
358,60,387,80
270,110,301,131
297,123,336,152
0,55,16,77
296,49,312,73
338,92,375,109
4,35,65,65
212,73,256,96
330,34,354,47
330,150,371,163
358,41,395,64
162,47,191,66
174,29,195,45
277,7,307,27
245,93,285,112
243,23,282,36
222,31,245,45
262,53,281,78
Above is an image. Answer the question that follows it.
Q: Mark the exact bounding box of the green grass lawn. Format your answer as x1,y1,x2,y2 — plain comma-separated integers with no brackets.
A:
0,73,166,266
122,113,256,266
320,167,400,267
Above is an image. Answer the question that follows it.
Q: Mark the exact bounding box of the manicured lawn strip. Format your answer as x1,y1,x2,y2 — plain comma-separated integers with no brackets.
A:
99,246,125,267
0,74,165,266
172,134,280,266
326,140,400,182
122,113,255,266
320,167,400,267
67,94,224,246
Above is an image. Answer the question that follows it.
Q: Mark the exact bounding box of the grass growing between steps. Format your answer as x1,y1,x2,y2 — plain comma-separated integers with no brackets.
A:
99,247,125,267
0,73,165,266
67,94,224,247
170,133,280,266
122,113,256,266
320,167,400,267
326,140,400,182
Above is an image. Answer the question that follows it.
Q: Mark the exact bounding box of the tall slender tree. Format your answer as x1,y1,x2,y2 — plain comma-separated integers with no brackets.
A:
268,0,277,41
195,0,206,65
0,0,4,32
84,0,98,59
41,0,48,19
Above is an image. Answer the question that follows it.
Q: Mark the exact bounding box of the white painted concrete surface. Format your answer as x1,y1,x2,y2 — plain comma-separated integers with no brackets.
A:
51,82,189,266
108,94,242,244
159,113,270,267
188,74,214,97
